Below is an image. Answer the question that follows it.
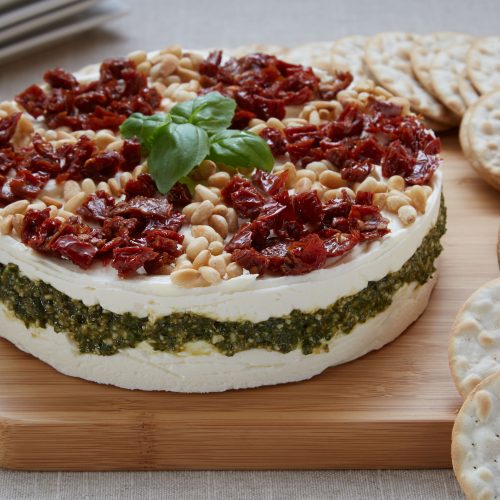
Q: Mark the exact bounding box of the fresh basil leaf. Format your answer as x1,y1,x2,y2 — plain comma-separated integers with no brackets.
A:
148,123,209,194
208,130,274,172
170,92,236,132
120,112,170,153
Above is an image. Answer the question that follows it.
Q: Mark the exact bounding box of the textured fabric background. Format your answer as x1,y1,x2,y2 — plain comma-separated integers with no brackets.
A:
1,0,498,497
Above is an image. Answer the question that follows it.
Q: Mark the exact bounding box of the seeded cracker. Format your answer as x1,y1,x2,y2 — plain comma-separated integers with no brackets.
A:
331,36,372,85
283,41,336,73
452,371,500,500
430,43,473,117
365,32,459,127
463,90,500,191
449,278,500,398
466,36,500,95
411,32,474,97
459,68,480,107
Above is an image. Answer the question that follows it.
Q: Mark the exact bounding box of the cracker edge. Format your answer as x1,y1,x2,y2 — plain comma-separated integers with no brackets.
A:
451,370,500,500
448,277,500,399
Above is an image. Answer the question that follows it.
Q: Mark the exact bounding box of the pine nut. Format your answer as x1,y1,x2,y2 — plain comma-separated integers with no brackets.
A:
295,177,313,193
179,56,194,69
41,195,63,208
108,178,122,196
249,118,265,127
186,236,209,261
208,214,229,238
248,123,267,135
282,162,297,188
386,193,411,213
296,169,316,182
226,262,243,278
183,202,201,221
177,67,200,82
311,182,326,197
319,170,346,189
0,215,13,235
195,184,219,204
57,209,74,219
398,205,417,225
97,181,111,194
127,50,147,65
192,249,211,269
120,172,133,188
48,205,59,218
208,240,224,255
309,110,321,125
81,178,97,195
208,171,231,188
191,225,223,244
199,266,222,284
170,268,206,288
405,185,426,213
28,201,47,211
11,214,24,235
387,175,405,191
106,139,124,152
132,163,147,179
136,61,152,76
422,185,433,199
64,192,87,213
174,254,192,269
150,54,178,80
95,130,116,149
306,161,328,175
208,255,226,277
191,200,214,225
196,159,217,179
63,180,81,201
3,199,29,216
373,193,388,209
356,176,379,193
212,204,228,216
225,208,239,233
266,117,285,130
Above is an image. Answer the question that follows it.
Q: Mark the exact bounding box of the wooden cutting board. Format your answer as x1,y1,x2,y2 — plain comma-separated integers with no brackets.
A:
0,134,498,471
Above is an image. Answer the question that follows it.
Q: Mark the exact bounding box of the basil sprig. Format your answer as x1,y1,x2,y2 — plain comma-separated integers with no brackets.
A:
120,92,274,194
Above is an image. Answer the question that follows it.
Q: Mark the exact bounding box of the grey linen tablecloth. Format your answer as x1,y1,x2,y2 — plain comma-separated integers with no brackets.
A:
1,0,499,497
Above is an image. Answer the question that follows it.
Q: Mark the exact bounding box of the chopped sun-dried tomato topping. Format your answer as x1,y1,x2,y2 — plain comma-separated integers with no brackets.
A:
15,58,161,132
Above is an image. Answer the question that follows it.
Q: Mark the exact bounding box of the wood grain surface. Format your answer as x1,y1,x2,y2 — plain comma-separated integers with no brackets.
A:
0,134,498,471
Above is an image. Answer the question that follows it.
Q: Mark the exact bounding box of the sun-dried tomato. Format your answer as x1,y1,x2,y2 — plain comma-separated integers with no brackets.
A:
231,248,269,275
166,182,192,207
111,246,159,277
121,139,142,171
293,191,323,224
44,68,78,90
124,173,157,200
252,169,287,195
16,58,161,132
324,232,358,257
259,127,287,156
0,113,21,147
78,190,116,222
281,234,327,275
50,234,98,269
199,52,321,128
341,161,371,182
318,72,353,100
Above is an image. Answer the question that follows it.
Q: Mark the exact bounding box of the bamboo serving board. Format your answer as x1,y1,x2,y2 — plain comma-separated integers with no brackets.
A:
0,135,498,471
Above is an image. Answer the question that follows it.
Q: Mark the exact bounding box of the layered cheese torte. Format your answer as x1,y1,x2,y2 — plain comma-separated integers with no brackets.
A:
0,47,445,392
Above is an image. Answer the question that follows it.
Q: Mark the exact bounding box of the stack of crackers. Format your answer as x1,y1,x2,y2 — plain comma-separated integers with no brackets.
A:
449,277,500,499
231,34,500,192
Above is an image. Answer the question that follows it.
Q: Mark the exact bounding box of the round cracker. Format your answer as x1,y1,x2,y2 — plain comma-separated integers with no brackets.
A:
331,35,372,84
467,36,500,95
431,42,472,117
284,41,334,73
452,371,500,500
449,278,500,398
411,32,474,97
365,32,460,126
465,90,500,191
459,68,480,107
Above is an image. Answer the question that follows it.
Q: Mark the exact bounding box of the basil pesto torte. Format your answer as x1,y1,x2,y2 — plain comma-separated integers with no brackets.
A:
0,47,445,392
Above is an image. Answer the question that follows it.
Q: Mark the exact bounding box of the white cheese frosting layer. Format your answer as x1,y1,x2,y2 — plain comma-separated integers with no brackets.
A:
0,171,442,322
0,275,437,393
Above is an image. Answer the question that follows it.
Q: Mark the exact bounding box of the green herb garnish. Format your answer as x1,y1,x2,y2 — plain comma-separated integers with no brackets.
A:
120,92,274,194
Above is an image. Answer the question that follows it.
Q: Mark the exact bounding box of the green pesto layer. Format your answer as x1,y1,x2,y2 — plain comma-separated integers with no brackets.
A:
0,198,446,357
